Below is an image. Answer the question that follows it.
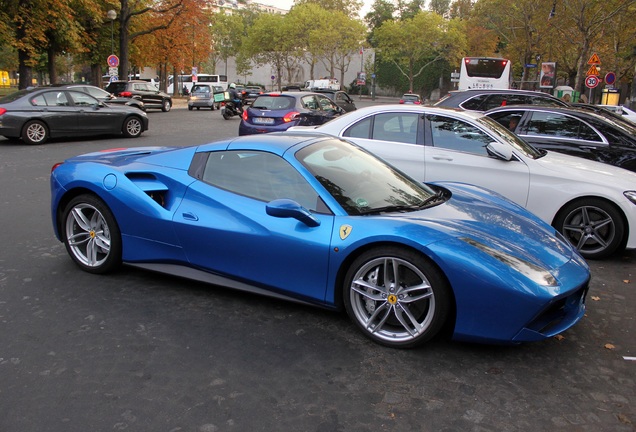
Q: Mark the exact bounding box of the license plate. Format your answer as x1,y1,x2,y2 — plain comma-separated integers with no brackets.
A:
253,117,274,125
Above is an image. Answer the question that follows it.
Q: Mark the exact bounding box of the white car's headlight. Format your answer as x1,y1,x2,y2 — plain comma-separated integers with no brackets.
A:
461,237,557,287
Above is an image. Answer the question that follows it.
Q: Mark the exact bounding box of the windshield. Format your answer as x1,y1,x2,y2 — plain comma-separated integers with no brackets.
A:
475,115,544,159
296,138,441,215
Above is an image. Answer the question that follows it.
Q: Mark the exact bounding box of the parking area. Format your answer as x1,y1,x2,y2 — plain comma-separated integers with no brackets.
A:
0,106,633,431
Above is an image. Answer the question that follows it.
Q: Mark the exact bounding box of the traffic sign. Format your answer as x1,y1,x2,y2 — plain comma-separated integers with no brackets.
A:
587,53,601,65
605,72,616,86
107,54,119,68
585,75,599,88
586,65,600,76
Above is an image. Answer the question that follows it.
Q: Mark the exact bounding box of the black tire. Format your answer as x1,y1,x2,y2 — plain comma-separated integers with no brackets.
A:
343,247,451,348
122,116,143,138
222,111,230,120
553,198,625,259
21,120,49,145
188,106,193,111
61,194,122,274
196,107,200,110
161,99,172,112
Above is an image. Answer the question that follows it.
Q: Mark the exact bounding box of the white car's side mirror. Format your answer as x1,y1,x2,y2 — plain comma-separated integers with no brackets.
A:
486,141,514,161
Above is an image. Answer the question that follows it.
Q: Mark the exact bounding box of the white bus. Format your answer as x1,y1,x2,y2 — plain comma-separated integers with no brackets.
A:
458,57,511,90
168,74,228,94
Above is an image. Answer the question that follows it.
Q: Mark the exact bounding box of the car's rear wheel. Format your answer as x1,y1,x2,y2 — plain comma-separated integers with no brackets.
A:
162,99,172,112
21,120,48,145
122,117,143,138
343,247,451,348
554,198,625,259
188,106,193,111
62,195,122,274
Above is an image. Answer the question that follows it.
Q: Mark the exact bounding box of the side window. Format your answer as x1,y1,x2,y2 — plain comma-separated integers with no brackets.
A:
201,151,319,210
31,94,47,106
40,91,68,106
481,95,506,110
317,95,337,111
460,94,489,110
301,96,319,110
370,113,419,144
69,91,96,106
343,116,372,139
526,112,600,140
428,115,493,155
489,112,524,132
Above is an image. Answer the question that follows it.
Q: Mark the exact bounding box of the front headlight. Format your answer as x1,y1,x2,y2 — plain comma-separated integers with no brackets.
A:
624,191,636,205
461,237,557,287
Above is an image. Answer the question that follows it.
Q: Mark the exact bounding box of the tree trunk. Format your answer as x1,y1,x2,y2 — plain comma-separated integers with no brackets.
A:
48,47,58,84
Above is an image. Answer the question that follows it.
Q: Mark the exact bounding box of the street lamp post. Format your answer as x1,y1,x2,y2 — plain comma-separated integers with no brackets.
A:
107,10,117,55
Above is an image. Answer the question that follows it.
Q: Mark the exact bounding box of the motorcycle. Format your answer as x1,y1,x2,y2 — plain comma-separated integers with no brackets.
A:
221,99,243,119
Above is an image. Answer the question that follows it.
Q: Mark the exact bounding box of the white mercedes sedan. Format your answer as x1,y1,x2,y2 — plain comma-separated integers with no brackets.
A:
288,105,636,259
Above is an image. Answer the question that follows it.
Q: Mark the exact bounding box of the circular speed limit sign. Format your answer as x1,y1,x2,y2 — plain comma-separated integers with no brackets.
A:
585,75,599,88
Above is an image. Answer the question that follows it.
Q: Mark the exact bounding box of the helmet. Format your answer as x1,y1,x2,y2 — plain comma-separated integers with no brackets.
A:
229,83,236,89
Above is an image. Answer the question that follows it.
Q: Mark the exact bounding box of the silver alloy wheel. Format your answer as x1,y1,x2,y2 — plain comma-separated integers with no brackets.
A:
349,256,436,344
65,203,112,268
125,118,142,136
162,99,171,112
24,121,47,144
561,204,616,256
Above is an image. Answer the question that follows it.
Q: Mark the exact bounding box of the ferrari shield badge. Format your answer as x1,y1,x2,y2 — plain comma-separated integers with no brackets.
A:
339,224,353,240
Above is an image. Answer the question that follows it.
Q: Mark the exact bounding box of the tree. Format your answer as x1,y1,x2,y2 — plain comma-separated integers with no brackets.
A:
115,0,185,80
241,13,295,91
374,11,466,92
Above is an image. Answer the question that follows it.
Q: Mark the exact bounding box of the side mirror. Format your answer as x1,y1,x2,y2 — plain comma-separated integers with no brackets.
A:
486,141,514,161
266,199,320,227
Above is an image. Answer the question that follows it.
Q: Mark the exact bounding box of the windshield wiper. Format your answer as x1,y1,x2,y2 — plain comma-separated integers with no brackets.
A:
360,191,445,215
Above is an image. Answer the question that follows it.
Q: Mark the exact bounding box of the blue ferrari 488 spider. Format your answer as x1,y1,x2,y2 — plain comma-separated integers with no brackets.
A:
50,133,590,348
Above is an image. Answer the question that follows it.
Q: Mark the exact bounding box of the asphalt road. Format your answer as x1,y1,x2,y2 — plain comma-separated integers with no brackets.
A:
0,100,634,431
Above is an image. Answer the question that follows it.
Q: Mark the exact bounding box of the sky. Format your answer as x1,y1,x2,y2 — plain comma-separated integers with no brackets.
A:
265,0,375,17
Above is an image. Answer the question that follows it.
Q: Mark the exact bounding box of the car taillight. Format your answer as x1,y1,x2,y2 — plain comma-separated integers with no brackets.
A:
120,91,132,97
283,111,300,122
51,162,64,172
0,107,6,115
414,101,421,104
399,99,405,104
242,110,248,121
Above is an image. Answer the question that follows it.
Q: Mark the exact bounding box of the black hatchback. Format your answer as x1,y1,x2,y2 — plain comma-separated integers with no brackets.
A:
435,89,568,111
105,80,172,112
486,105,636,172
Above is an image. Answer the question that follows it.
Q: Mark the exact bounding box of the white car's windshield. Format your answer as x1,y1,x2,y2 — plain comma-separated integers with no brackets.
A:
475,115,545,159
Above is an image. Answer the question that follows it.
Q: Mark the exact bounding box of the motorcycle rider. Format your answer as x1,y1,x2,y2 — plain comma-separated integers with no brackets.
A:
228,83,242,112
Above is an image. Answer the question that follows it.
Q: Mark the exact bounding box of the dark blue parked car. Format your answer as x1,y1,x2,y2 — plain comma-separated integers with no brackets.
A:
238,92,344,136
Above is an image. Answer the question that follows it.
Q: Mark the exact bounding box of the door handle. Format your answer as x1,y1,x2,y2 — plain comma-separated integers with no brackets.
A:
182,212,199,221
432,156,453,161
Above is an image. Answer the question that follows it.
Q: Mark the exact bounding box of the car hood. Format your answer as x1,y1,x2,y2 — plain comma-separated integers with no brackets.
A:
395,182,579,270
531,149,636,186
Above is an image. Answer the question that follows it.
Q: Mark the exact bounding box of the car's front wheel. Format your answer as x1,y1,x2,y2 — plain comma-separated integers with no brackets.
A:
343,247,451,348
22,120,49,145
553,198,625,259
122,116,143,138
162,99,172,112
62,195,122,274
